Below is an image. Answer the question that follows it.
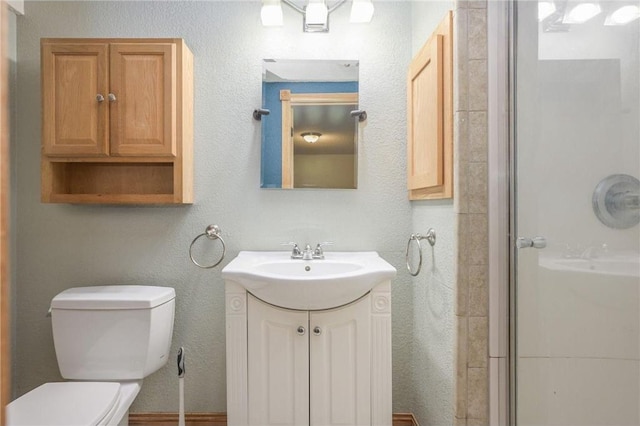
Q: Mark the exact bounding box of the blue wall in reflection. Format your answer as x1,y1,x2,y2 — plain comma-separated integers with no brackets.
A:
261,81,358,188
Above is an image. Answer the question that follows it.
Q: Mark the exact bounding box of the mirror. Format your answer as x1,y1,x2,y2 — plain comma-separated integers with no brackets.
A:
260,59,359,189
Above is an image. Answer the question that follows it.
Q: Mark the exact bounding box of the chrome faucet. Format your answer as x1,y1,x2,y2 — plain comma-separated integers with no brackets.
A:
283,242,332,260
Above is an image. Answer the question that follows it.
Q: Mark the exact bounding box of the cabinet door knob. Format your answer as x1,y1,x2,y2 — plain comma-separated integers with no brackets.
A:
313,326,321,336
297,326,306,336
96,94,105,103
108,93,117,102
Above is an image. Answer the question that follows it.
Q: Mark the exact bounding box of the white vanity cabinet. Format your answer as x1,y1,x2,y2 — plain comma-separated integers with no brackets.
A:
225,281,392,426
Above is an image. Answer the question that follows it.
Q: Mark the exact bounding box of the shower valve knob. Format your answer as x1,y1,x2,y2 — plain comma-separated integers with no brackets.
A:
516,236,547,249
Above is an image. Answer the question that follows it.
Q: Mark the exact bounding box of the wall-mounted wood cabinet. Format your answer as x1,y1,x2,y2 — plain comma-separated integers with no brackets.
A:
407,11,453,200
41,38,193,204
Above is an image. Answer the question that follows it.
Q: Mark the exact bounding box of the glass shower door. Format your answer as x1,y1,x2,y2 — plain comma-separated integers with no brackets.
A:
514,1,640,424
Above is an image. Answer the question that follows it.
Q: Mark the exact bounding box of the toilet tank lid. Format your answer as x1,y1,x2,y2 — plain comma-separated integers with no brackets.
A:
51,285,176,310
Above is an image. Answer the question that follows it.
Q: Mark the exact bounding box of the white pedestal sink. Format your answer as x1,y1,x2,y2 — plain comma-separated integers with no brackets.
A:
221,251,396,310
221,251,396,426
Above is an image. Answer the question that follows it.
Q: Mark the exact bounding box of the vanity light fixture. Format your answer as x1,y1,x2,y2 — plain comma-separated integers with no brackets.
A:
261,0,374,32
261,0,284,26
605,4,640,25
305,0,329,31
301,132,321,143
350,0,375,23
538,1,556,21
563,1,601,24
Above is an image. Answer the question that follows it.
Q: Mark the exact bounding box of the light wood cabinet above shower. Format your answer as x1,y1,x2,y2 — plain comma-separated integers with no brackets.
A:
40,38,194,204
407,11,453,200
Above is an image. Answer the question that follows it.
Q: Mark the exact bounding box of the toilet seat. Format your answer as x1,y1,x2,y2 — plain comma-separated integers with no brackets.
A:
7,382,121,426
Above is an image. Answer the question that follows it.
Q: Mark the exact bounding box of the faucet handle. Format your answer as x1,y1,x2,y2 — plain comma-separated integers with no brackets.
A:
281,242,301,256
314,242,333,257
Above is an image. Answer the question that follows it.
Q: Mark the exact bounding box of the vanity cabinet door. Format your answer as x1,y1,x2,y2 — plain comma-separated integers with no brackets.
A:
42,43,109,156
309,294,371,426
109,43,177,157
247,295,310,426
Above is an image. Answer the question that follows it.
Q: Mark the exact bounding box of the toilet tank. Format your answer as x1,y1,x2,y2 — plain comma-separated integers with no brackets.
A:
50,285,175,380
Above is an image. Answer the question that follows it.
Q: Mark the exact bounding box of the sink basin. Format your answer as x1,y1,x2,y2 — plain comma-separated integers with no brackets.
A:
221,251,397,310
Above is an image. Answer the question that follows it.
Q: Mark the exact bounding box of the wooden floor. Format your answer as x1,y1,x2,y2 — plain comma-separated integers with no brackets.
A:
129,412,419,426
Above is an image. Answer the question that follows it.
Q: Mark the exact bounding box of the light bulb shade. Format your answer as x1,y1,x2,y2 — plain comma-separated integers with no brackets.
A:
538,1,556,21
305,0,328,25
563,2,601,24
261,0,283,26
350,0,374,23
301,132,321,143
605,4,640,25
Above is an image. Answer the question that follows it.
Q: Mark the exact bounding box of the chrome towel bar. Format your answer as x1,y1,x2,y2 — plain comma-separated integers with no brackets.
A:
189,225,226,269
406,228,436,277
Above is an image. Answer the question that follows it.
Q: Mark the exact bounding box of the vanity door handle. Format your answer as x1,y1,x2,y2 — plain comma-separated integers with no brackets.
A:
313,326,321,336
297,326,306,336
96,94,105,103
108,93,117,102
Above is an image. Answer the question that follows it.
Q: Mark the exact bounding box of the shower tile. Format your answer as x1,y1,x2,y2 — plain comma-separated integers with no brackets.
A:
467,367,488,420
468,162,487,214
468,0,487,8
456,216,469,315
454,417,467,426
468,316,488,368
455,111,470,164
456,261,469,316
468,9,487,60
468,60,487,111
468,111,487,162
469,265,488,316
454,161,469,215
455,314,469,416
454,8,469,113
468,214,487,265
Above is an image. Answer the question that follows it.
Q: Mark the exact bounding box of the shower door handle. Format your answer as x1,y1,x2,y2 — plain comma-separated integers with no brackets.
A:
516,236,547,249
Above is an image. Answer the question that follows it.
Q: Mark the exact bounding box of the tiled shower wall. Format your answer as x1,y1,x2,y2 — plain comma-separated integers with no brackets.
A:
453,1,490,425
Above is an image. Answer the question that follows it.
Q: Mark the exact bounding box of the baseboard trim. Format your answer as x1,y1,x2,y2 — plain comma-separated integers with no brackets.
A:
129,412,419,426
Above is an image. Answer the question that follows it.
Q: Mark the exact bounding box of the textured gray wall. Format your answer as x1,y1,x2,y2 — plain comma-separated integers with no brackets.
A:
12,0,427,414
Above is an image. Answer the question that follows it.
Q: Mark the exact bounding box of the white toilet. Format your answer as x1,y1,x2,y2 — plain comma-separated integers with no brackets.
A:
7,285,176,426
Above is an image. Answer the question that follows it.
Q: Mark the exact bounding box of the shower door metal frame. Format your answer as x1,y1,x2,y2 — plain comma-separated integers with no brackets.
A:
487,0,516,425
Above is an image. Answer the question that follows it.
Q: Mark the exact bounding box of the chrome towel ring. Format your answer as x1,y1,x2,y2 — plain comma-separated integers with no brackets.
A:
189,225,226,269
406,229,436,277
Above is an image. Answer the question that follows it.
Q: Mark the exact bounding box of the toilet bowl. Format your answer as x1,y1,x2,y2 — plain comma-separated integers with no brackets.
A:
6,286,176,426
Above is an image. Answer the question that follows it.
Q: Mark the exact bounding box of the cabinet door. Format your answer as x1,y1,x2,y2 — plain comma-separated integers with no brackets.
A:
248,295,309,426
42,43,109,156
407,33,444,192
109,43,176,157
310,294,371,426
407,11,453,200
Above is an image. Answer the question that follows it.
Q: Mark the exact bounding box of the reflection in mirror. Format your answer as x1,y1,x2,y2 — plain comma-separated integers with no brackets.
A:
260,59,359,189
